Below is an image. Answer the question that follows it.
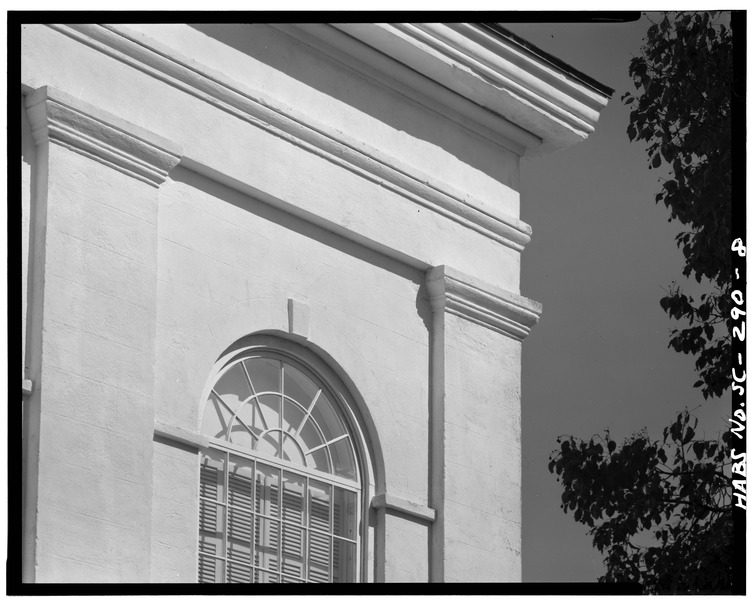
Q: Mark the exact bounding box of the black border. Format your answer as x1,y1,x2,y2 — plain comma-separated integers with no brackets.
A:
7,9,743,596
730,9,747,598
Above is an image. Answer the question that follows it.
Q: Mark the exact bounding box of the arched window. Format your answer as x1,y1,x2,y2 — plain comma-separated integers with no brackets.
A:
197,345,366,583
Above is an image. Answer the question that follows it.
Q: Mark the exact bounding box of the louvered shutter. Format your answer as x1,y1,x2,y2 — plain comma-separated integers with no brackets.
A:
199,454,225,583
281,472,306,581
307,481,332,582
254,464,280,581
226,457,254,582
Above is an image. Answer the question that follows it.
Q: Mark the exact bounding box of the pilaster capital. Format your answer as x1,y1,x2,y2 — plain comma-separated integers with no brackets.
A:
426,265,542,340
25,86,182,187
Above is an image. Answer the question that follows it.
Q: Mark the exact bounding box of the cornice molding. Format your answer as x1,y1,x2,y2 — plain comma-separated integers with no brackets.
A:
25,86,182,187
44,23,532,252
371,493,436,523
426,265,542,341
272,23,540,157
334,23,611,157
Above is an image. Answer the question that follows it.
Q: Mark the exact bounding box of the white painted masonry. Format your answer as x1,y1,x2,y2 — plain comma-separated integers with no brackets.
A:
21,22,610,583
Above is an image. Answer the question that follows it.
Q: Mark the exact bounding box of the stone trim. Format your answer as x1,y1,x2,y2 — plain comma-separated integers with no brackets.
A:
154,421,210,451
45,24,532,252
371,493,436,523
25,86,182,187
426,265,542,341
287,298,310,340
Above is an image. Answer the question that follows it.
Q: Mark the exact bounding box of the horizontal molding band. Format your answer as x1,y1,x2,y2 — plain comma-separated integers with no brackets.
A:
371,493,436,523
154,421,210,451
47,23,532,252
427,265,542,341
25,86,182,188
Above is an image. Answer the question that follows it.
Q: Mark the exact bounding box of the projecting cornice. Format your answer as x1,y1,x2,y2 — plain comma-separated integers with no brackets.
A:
426,266,542,341
333,23,612,156
25,86,182,187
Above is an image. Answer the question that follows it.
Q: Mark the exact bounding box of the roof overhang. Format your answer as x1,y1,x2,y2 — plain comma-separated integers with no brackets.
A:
333,23,612,157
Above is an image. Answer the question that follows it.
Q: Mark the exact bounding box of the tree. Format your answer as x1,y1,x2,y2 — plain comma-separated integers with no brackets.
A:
550,12,737,592
549,412,734,593
622,11,733,400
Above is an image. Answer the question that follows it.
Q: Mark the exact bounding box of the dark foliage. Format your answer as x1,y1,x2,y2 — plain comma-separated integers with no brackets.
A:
623,12,733,399
551,12,737,593
549,412,734,593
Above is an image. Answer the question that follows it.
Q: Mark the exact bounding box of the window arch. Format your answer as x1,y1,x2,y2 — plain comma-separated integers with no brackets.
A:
197,342,369,583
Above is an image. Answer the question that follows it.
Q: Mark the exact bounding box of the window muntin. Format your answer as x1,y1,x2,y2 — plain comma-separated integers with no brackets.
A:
201,356,358,482
199,351,362,583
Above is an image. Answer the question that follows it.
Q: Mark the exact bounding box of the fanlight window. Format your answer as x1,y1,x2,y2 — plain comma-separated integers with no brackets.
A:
198,352,362,583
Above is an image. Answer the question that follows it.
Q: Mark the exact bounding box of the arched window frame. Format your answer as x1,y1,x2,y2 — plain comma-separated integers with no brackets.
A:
197,336,373,583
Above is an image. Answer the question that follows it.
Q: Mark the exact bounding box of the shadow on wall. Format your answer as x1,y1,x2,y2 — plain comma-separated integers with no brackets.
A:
188,23,518,190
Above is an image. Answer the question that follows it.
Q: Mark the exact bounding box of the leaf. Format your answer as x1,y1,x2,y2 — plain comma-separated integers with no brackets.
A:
693,441,705,460
683,426,696,444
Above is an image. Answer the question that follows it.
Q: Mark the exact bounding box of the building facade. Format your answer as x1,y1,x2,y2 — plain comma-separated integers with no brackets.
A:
20,23,610,583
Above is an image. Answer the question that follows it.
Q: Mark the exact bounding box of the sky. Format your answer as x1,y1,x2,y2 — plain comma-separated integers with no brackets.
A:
503,16,733,583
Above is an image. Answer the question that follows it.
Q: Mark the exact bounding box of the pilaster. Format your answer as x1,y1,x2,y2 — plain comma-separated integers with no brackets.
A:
426,265,541,581
22,86,181,582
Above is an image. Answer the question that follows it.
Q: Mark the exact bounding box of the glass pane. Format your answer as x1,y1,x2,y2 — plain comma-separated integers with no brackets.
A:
227,509,252,563
235,401,264,439
308,480,331,533
281,524,306,579
244,358,281,395
282,399,305,435
228,456,254,512
226,560,252,583
297,419,325,457
257,430,281,459
330,436,357,481
198,554,224,583
258,393,281,431
199,450,225,501
199,501,225,558
308,531,331,582
332,538,357,582
282,472,306,524
306,447,331,474
255,464,280,517
254,516,280,573
213,363,251,413
283,364,318,412
202,394,233,439
333,487,358,540
228,421,255,452
310,392,346,442
281,434,305,466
